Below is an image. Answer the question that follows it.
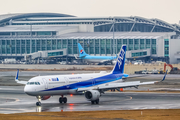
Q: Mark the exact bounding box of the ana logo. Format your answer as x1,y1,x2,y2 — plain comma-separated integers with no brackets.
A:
117,48,125,69
80,49,84,54
51,78,59,81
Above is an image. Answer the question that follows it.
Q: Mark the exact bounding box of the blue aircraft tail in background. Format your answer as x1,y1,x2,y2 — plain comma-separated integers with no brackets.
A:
112,45,126,74
78,43,89,57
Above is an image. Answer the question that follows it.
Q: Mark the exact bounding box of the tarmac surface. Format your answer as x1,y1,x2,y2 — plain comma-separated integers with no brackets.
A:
0,86,180,114
0,70,180,114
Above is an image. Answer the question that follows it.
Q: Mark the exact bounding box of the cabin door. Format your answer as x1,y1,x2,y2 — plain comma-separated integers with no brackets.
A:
92,77,95,86
42,78,48,89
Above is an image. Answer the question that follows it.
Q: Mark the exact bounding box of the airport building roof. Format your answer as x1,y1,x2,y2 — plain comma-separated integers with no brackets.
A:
57,32,175,39
0,13,74,25
0,13,179,34
0,25,78,32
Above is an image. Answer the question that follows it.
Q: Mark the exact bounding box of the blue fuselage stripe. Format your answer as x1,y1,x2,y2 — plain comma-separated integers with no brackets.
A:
43,73,124,91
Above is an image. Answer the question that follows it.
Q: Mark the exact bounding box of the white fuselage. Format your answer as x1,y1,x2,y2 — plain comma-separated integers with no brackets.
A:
24,72,123,96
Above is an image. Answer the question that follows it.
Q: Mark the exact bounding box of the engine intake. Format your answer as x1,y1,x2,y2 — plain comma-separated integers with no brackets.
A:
85,90,100,101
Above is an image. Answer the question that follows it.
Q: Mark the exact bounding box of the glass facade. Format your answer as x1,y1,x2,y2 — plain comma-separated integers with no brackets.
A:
164,39,169,57
0,38,157,56
94,23,174,32
132,51,147,57
151,39,156,54
48,51,63,57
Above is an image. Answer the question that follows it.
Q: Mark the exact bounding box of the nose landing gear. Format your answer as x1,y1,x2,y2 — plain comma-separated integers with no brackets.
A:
36,96,41,106
59,95,67,103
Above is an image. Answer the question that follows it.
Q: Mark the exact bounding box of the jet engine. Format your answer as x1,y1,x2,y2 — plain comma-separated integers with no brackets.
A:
41,96,51,100
85,90,100,101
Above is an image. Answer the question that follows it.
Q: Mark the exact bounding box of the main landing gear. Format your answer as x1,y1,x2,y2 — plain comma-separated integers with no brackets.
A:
59,95,67,103
36,96,41,106
91,99,99,104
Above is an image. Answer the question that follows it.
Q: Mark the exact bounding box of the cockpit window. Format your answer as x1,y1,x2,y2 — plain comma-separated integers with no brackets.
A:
30,82,34,85
27,82,40,85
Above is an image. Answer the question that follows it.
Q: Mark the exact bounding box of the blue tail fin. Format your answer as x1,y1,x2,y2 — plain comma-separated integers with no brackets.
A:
112,45,126,74
78,43,88,57
15,69,19,81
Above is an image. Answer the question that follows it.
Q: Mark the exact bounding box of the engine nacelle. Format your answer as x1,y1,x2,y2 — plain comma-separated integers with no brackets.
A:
85,90,100,101
41,96,51,100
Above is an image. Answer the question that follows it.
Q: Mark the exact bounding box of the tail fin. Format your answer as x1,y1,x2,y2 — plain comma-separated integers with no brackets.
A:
15,69,19,81
78,43,88,57
112,45,126,74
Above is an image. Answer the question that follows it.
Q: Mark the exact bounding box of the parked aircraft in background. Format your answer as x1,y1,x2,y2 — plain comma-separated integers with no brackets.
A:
75,43,117,65
15,45,167,106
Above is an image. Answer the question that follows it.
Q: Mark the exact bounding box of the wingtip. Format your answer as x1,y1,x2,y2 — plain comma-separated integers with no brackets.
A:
161,70,168,82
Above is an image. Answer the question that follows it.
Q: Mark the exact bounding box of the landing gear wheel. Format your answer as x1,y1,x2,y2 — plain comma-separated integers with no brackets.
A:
63,97,67,103
59,97,63,103
95,99,99,104
36,102,41,106
91,101,95,104
59,97,67,103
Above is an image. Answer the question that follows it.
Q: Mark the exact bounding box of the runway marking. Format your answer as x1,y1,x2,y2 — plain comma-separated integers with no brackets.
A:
101,95,133,104
126,96,132,100
0,108,28,111
0,97,19,103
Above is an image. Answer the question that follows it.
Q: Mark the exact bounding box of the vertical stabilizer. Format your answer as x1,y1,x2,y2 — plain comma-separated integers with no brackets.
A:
78,43,89,57
112,45,126,74
15,69,19,81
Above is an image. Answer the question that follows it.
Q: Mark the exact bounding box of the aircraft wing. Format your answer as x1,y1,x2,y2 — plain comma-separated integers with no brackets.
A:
15,69,27,85
78,70,168,92
77,81,157,91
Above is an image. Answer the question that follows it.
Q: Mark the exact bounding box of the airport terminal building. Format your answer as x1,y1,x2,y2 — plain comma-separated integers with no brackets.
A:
0,13,180,63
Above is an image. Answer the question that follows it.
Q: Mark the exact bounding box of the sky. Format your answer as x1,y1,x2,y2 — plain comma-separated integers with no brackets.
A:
0,0,179,24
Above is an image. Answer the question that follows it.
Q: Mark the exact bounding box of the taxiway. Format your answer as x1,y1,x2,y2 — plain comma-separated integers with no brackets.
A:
0,86,180,114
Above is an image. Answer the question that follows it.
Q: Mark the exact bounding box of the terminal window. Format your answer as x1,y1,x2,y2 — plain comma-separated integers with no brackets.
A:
132,51,147,57
48,51,63,57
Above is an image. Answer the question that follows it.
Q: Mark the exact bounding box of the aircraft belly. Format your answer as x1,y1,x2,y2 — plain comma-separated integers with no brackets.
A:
29,89,79,96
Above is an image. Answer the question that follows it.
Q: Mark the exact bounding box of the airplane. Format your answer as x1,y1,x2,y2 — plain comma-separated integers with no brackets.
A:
75,43,117,65
15,45,167,106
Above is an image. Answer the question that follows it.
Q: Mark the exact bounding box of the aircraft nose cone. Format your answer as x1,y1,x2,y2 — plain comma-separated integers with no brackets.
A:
24,85,33,95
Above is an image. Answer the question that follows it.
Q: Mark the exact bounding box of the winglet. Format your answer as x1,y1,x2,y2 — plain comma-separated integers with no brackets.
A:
78,43,88,57
112,45,126,74
14,69,27,85
15,69,19,82
161,70,168,82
